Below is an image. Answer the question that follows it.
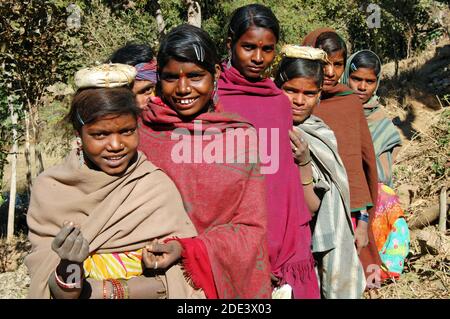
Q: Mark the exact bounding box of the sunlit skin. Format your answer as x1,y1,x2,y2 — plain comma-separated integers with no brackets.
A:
282,77,321,125
160,59,220,119
132,80,155,109
347,67,378,104
322,49,345,92
283,76,322,215
80,114,138,176
227,26,277,80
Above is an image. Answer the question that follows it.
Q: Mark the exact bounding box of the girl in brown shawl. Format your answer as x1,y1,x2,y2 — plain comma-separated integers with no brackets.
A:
25,64,203,299
302,29,382,286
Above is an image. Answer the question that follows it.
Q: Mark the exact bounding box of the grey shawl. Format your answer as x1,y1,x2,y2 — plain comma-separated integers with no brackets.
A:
295,115,365,299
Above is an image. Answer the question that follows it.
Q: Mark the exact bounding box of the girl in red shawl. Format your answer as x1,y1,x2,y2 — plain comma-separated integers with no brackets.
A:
218,4,320,299
138,24,272,299
302,28,383,286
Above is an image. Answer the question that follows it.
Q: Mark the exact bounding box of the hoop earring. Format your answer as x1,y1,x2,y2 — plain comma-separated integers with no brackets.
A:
213,80,219,105
76,136,84,167
226,50,232,70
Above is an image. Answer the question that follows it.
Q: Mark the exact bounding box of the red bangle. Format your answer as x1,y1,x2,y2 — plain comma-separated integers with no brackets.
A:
107,279,125,299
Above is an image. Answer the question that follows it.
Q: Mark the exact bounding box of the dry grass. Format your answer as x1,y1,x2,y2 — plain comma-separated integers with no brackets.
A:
389,107,449,228
0,233,31,273
371,45,450,298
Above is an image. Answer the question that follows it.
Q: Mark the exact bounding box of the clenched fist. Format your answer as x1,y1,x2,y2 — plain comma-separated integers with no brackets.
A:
52,221,89,264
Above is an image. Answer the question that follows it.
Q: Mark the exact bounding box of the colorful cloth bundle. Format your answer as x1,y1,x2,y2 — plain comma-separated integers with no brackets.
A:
135,59,158,83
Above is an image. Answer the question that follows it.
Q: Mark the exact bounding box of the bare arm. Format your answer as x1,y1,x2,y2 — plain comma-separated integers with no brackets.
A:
299,163,321,214
289,129,321,214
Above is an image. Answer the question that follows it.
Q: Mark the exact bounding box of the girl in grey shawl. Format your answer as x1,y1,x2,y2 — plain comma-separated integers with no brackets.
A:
274,45,366,298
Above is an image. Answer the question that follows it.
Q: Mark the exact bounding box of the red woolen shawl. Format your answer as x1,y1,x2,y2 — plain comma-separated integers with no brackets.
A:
218,66,319,299
138,97,272,298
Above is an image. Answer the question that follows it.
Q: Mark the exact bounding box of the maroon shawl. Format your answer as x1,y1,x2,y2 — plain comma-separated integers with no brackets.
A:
218,66,319,299
301,28,382,279
315,84,382,280
138,97,272,298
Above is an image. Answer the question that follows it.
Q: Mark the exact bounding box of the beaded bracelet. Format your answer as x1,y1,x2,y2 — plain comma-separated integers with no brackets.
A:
102,280,108,299
118,279,129,299
109,279,126,299
110,279,122,299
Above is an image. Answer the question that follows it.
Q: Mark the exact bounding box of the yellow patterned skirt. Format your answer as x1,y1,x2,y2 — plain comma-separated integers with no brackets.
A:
83,249,143,280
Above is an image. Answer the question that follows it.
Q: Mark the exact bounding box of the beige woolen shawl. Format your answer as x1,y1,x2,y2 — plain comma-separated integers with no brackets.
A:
25,149,204,299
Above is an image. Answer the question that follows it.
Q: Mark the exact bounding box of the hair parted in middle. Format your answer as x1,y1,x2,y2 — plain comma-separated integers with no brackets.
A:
315,31,348,64
274,57,325,89
227,3,280,47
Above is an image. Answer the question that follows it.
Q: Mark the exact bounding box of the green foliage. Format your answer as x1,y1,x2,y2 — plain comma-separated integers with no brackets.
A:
349,0,446,61
430,109,450,179
0,0,447,183
0,62,25,182
0,0,77,104
73,0,159,65
36,0,160,157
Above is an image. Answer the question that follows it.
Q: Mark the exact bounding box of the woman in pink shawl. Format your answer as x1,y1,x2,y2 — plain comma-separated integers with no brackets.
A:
218,4,320,299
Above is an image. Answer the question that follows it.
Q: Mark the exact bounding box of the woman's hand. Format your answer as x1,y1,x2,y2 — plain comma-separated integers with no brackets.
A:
354,220,369,255
51,221,89,264
142,239,183,270
289,129,310,165
270,273,280,288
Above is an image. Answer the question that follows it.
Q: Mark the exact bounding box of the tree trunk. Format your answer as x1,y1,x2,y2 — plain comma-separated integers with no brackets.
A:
186,1,201,28
7,99,18,242
406,24,415,60
30,103,44,175
24,110,32,195
155,1,166,35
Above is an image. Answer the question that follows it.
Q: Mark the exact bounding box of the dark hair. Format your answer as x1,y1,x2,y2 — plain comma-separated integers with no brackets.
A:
109,43,154,66
227,4,280,47
315,32,347,64
157,24,219,76
67,87,141,133
274,57,324,89
350,50,381,76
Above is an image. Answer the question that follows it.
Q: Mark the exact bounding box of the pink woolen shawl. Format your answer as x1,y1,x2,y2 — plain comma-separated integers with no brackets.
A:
218,66,319,298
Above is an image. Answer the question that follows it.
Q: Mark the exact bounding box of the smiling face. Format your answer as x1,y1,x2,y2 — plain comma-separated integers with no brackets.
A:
160,59,220,118
347,67,378,104
322,49,345,92
132,80,155,109
281,77,321,125
228,26,277,80
81,113,138,176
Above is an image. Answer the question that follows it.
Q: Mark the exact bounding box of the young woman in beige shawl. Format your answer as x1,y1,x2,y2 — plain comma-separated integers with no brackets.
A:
25,64,204,299
274,46,366,298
